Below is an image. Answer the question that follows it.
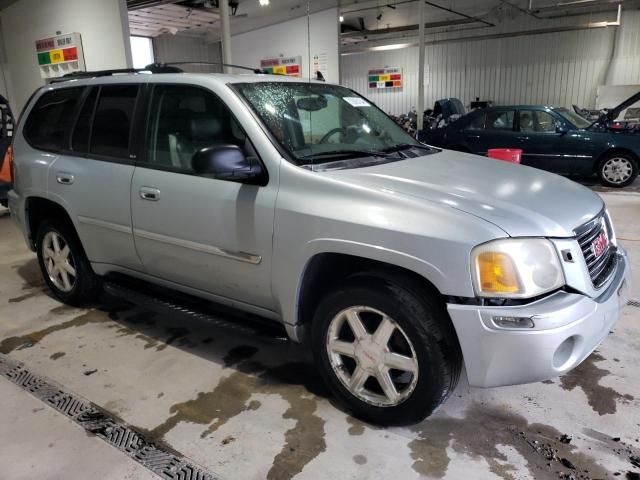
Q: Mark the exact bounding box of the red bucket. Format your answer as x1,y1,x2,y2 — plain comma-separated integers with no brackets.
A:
487,148,522,164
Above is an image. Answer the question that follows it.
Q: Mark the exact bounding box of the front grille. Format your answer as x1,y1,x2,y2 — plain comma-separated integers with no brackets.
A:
574,212,617,289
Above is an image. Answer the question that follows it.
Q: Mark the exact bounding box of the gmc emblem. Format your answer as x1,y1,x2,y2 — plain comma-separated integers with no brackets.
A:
591,230,609,259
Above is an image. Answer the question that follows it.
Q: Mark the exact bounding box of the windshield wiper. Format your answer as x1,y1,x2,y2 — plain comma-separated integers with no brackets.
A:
298,149,390,161
382,143,434,153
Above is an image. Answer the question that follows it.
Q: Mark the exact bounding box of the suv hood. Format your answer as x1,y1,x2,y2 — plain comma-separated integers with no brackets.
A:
325,150,603,237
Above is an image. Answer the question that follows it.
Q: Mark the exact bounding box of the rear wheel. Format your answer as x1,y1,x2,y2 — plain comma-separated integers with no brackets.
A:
598,152,638,187
311,275,461,425
36,220,101,306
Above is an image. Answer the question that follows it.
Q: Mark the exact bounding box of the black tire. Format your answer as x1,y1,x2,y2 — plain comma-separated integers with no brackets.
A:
311,274,462,425
36,219,101,306
597,152,638,188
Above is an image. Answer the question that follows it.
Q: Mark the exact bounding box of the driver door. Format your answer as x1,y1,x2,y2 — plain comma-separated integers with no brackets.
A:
131,84,277,310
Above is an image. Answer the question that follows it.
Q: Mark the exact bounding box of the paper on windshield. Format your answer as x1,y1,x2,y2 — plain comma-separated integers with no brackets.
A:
344,97,371,107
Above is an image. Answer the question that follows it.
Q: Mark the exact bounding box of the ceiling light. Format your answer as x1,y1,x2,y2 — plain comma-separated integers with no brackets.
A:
259,0,269,5
370,43,410,51
339,15,344,22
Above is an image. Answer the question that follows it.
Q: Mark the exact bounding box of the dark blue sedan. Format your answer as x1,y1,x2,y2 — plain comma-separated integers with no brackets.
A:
421,104,640,187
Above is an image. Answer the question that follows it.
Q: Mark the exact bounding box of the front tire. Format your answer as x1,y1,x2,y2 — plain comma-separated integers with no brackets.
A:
36,220,101,306
598,152,638,188
311,275,461,425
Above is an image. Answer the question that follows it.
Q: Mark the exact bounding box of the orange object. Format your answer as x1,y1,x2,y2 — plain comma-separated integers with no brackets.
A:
0,145,14,184
487,148,522,164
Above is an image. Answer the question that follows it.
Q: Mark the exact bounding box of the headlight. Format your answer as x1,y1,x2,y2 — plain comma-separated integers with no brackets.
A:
471,238,565,298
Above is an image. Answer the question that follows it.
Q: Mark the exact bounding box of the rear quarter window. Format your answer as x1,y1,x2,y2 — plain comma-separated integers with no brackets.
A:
24,87,84,151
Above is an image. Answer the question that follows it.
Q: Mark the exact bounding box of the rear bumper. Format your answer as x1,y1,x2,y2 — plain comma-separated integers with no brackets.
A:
447,247,631,388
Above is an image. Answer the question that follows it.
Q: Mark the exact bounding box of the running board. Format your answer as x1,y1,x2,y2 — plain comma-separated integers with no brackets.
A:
102,277,288,341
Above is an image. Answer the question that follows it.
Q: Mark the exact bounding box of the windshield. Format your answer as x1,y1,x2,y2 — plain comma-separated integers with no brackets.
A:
554,107,592,129
233,82,426,165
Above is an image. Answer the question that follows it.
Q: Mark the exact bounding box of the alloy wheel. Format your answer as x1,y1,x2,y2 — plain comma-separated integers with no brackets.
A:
42,231,77,293
326,306,419,407
602,157,633,185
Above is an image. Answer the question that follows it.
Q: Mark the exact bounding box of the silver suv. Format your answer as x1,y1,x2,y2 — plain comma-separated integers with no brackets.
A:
7,71,631,424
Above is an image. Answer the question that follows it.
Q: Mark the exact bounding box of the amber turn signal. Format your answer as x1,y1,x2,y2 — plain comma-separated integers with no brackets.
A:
475,251,520,294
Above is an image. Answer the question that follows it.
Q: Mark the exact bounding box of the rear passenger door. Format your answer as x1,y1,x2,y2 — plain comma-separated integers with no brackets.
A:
44,83,143,270
463,109,518,155
131,84,277,310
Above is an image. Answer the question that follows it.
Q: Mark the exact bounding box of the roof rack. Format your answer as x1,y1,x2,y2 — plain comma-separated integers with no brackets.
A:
49,63,183,83
154,61,267,74
47,61,271,84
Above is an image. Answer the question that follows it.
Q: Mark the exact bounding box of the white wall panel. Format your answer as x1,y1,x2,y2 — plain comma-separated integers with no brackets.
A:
231,8,340,83
341,11,640,115
153,34,222,73
0,0,131,111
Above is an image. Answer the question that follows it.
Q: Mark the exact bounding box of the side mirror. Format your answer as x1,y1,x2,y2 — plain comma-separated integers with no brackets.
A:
192,145,265,185
556,124,568,135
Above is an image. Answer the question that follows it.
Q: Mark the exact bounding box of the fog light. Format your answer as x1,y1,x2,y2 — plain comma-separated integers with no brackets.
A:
492,316,535,329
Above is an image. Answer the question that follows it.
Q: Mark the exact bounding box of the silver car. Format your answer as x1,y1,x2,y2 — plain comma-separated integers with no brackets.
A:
7,72,631,424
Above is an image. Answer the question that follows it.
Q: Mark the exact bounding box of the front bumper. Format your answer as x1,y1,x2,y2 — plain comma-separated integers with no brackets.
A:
447,247,631,388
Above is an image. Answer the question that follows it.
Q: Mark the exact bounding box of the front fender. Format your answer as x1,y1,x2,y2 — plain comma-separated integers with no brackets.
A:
273,237,457,340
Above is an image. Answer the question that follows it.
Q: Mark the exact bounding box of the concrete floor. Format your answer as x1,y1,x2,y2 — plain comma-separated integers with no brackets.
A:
0,189,638,480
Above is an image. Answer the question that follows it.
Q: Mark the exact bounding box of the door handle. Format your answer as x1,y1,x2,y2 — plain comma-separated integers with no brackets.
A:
139,187,160,201
56,172,75,185
516,136,529,141
466,134,480,139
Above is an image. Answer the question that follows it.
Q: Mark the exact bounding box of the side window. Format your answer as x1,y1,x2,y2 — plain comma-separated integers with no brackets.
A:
147,85,247,172
90,85,139,158
485,110,515,131
72,87,98,153
536,111,556,132
519,110,557,133
24,87,84,151
466,112,486,130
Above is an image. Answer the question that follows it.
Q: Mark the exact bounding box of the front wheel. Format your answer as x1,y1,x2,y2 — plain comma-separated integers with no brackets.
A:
311,275,461,425
598,153,638,188
36,220,101,306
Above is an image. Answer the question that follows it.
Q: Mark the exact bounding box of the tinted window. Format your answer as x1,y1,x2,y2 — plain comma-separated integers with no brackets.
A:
466,112,485,130
147,85,247,172
90,85,139,158
519,110,556,133
485,110,515,131
24,87,84,151
72,87,98,153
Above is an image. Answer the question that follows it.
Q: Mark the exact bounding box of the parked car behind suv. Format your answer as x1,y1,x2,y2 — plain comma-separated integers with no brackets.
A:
7,70,631,424
421,104,640,187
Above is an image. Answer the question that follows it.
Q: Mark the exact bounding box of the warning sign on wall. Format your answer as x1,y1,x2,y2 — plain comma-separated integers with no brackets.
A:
35,32,85,79
368,67,402,89
260,56,302,77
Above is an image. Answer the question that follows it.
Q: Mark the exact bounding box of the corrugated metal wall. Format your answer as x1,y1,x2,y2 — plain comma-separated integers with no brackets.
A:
341,11,640,115
153,34,223,73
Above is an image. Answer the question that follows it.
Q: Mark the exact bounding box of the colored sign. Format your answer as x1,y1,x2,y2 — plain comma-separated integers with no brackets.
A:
368,67,403,89
260,56,302,77
34,32,85,79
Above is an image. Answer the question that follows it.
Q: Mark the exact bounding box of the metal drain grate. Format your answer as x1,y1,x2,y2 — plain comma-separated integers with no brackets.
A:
628,300,640,308
0,353,219,480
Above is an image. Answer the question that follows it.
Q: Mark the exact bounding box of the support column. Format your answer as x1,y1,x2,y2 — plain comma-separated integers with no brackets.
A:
417,0,426,132
219,0,232,73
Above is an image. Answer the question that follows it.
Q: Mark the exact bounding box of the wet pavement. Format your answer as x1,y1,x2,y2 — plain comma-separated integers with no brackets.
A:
0,190,638,480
